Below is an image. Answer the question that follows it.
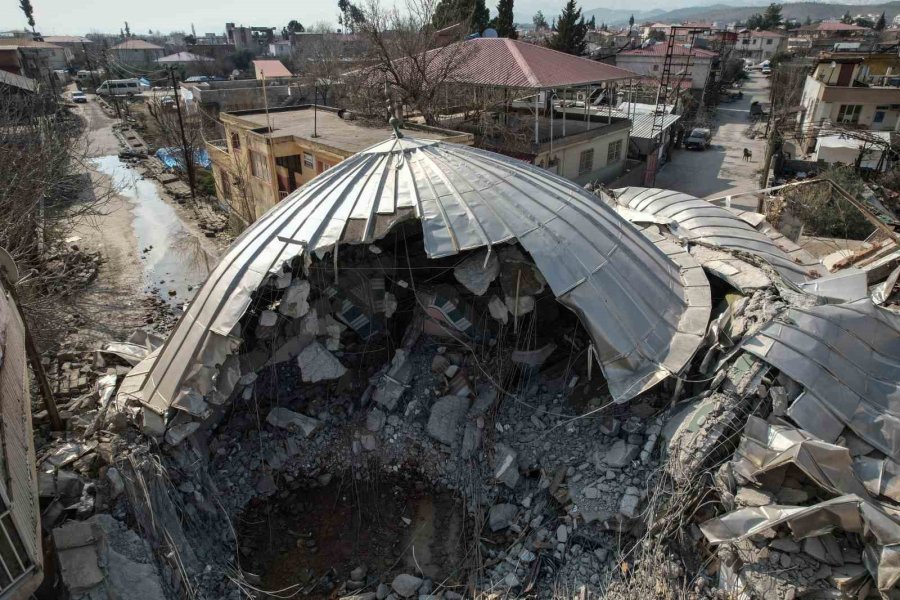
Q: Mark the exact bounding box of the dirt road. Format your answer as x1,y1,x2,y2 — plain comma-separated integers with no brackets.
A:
654,73,770,210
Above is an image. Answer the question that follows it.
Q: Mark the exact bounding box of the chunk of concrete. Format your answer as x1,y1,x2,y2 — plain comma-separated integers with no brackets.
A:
619,489,641,519
427,396,470,445
488,296,508,324
493,443,520,488
391,574,423,597
488,503,518,532
165,421,200,446
53,522,103,593
735,486,776,507
453,250,500,296
280,280,311,318
603,439,639,468
266,407,321,437
803,534,844,566
366,408,386,432
373,350,413,411
297,341,347,383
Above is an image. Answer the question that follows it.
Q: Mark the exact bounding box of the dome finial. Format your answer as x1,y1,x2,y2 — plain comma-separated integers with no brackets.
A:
389,116,404,139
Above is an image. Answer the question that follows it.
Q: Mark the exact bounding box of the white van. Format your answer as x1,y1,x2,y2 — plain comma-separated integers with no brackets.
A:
96,78,149,97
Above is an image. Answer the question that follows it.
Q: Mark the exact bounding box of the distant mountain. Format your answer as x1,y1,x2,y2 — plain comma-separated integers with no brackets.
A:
583,0,900,25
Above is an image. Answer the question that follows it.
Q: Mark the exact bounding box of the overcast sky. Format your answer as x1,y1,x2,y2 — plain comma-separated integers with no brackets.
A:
2,0,576,36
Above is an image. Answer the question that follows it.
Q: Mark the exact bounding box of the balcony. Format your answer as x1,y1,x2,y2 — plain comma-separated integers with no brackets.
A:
206,139,230,166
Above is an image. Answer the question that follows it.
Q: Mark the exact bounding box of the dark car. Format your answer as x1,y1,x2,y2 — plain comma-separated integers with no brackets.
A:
684,127,712,150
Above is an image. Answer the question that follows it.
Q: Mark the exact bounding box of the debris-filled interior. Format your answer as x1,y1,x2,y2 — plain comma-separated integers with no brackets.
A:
35,135,900,600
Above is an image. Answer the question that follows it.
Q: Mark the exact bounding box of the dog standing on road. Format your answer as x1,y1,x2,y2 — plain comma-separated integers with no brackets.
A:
743,148,753,161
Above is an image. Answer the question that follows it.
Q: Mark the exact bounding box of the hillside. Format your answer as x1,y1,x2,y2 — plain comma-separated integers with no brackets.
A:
584,0,900,25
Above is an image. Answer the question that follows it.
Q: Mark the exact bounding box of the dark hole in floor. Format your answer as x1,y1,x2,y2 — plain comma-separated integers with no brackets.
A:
236,471,473,598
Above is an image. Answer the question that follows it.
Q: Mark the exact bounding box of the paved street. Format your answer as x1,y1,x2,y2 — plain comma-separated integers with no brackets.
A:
655,73,770,209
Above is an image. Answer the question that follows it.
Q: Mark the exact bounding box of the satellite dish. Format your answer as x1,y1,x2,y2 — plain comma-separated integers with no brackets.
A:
483,28,499,38
0,247,19,284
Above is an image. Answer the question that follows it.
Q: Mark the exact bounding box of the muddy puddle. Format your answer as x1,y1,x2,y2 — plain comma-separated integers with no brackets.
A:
236,473,472,598
92,155,212,305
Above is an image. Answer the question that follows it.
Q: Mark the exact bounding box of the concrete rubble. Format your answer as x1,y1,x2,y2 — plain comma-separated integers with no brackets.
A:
35,144,900,600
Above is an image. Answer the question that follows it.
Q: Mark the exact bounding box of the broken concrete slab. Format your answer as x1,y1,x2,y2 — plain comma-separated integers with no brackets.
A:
488,503,518,531
603,439,640,468
266,407,321,437
165,421,200,446
53,521,103,593
493,443,520,488
619,489,641,519
453,249,500,296
373,350,413,411
427,395,470,445
735,487,777,507
280,280,311,318
297,341,347,383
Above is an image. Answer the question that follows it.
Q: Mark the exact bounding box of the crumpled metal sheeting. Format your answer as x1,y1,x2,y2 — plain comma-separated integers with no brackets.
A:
141,137,710,413
732,415,872,499
612,187,818,283
742,299,900,459
699,495,900,592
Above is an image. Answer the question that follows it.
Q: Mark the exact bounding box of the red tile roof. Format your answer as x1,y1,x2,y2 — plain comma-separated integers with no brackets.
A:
434,37,640,89
619,43,717,58
253,59,292,78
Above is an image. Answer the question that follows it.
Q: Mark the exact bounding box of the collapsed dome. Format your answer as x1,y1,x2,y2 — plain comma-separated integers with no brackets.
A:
141,136,711,414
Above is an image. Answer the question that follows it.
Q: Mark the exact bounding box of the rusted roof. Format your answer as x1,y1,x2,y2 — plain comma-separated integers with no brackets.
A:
428,37,640,89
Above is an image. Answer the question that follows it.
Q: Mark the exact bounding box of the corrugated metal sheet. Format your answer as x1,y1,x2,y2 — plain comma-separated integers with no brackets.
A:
742,299,900,460
613,187,823,283
0,283,41,592
142,136,711,411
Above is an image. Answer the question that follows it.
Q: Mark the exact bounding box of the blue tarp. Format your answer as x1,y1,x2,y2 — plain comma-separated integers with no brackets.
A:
155,147,211,170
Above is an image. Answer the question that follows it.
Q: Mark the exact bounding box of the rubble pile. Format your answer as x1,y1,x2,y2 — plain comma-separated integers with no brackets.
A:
34,135,900,600
42,240,102,296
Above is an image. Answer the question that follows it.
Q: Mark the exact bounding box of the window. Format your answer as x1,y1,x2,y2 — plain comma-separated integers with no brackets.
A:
837,104,862,124
742,38,749,44
250,150,270,180
607,139,623,163
578,149,594,176
230,132,241,150
874,111,885,124
652,64,659,72
766,39,773,45
303,152,314,169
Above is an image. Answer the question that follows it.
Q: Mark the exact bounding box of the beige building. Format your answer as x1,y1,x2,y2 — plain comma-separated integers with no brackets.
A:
108,39,165,67
795,50,900,153
208,105,473,221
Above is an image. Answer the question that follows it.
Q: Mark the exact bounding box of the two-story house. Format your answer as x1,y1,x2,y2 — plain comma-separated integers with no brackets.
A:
736,30,787,62
616,43,717,90
108,39,165,68
794,50,900,154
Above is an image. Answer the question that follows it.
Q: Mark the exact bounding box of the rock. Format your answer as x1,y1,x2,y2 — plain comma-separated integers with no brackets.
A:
777,487,810,505
257,474,277,496
374,350,413,411
735,486,776,507
165,422,200,446
556,524,568,543
366,408,386,432
361,434,377,451
505,294,535,316
106,467,124,498
493,443,520,488
266,407,321,437
350,566,367,581
391,574,423,597
376,583,390,599
803,534,844,566
280,280,311,318
770,537,800,553
502,573,520,588
619,491,641,519
583,487,600,500
488,295,508,324
426,396,470,445
488,503,518,532
603,440,639,468
453,250,500,295
297,342,347,382
599,416,620,437
141,407,166,437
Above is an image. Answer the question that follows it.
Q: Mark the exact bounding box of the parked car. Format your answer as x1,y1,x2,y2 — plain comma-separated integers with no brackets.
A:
761,66,772,76
71,91,87,103
684,128,712,150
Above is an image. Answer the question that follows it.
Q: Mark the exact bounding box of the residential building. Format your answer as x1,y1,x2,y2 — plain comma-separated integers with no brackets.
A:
616,43,717,90
794,50,900,154
0,69,36,95
42,35,92,67
156,52,215,67
268,40,293,59
180,78,302,118
225,23,275,53
108,39,165,67
792,21,874,53
736,30,787,62
206,105,473,220
0,39,69,85
196,32,228,45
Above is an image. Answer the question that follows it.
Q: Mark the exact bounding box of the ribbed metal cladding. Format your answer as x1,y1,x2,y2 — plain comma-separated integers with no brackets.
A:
743,299,900,459
142,137,711,412
613,187,823,283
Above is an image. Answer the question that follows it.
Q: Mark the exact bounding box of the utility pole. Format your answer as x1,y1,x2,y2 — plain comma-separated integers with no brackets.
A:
168,66,196,201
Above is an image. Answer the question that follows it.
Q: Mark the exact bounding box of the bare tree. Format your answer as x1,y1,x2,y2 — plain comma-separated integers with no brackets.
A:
146,93,206,202
348,0,472,125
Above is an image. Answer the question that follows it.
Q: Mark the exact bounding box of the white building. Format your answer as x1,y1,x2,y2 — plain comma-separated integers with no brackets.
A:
616,43,716,90
736,30,788,62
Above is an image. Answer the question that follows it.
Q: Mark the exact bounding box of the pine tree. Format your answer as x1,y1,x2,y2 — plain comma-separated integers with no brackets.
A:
548,0,588,55
124,21,131,37
841,11,852,24
494,0,517,38
533,10,548,30
804,15,812,26
18,0,35,32
875,11,886,30
628,14,634,28
433,0,490,34
589,16,596,29
762,3,782,28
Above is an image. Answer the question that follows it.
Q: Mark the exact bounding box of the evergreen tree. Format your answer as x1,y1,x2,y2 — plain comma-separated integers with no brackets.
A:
433,0,490,34
804,15,812,25
18,0,35,32
875,12,886,30
589,15,596,29
124,21,131,37
628,14,634,28
762,3,782,28
494,0,517,38
533,10,548,29
841,11,852,24
548,0,588,55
